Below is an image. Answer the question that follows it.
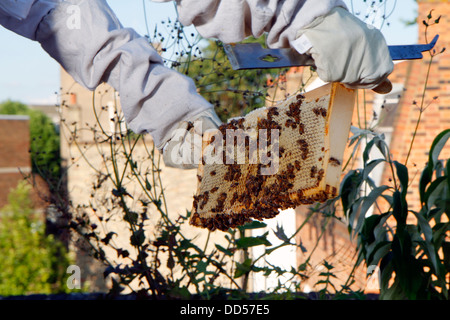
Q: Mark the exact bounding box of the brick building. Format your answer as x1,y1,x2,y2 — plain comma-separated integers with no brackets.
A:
349,0,449,213
0,115,49,211
379,0,450,209
0,115,32,208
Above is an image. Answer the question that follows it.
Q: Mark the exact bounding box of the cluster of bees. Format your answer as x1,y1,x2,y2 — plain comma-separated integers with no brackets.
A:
312,107,328,118
190,93,337,231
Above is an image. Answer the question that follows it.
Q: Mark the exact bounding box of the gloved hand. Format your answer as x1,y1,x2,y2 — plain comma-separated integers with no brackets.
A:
292,7,394,94
162,108,222,169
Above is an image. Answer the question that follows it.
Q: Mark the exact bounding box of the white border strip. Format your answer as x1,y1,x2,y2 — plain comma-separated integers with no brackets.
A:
0,167,32,174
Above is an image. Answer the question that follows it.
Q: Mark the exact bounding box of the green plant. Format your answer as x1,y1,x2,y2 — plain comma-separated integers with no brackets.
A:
49,10,327,299
181,37,283,121
315,261,338,299
340,12,449,299
61,114,350,298
341,130,449,300
38,1,448,300
63,122,313,298
0,181,72,296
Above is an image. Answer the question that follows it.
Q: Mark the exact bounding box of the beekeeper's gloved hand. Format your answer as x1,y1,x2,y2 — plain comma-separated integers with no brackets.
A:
162,109,222,169
292,7,394,94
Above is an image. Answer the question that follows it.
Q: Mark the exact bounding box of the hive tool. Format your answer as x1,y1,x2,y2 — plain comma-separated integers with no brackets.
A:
224,35,439,70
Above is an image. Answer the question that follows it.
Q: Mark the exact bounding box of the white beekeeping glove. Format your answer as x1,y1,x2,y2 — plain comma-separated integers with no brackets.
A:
291,7,394,94
162,109,222,169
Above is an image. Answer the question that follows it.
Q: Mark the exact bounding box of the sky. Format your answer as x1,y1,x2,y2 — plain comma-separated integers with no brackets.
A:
0,0,418,106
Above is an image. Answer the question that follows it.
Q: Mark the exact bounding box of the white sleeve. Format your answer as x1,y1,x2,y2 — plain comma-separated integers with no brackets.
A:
153,0,347,48
0,0,34,20
1,0,213,149
0,0,58,39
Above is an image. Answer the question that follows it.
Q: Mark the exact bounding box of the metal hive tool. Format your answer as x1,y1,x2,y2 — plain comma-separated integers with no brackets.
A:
190,83,356,231
223,35,439,70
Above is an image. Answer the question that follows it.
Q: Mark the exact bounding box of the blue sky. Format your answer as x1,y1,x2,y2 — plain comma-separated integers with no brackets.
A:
0,0,418,105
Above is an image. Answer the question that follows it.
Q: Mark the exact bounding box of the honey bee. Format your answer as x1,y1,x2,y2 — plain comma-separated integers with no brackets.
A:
286,102,301,123
199,191,210,210
310,166,317,178
210,187,219,193
313,107,327,117
285,119,297,129
224,164,241,181
329,157,341,166
297,139,309,160
298,123,305,135
317,169,325,182
267,107,279,120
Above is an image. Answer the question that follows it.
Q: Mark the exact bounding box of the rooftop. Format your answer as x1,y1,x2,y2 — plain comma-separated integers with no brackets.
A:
0,114,30,121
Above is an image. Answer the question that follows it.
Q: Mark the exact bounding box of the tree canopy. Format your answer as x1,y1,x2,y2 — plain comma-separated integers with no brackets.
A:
0,181,72,296
177,36,286,121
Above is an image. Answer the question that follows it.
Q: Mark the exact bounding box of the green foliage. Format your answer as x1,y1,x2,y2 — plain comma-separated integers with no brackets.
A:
316,261,338,299
0,182,72,296
341,130,450,300
176,34,284,121
0,100,61,181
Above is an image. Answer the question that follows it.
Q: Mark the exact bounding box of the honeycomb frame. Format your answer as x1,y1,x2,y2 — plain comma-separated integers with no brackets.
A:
190,83,356,231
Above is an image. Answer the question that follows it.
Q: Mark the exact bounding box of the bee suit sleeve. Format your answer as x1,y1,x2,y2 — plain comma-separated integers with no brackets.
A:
0,0,216,150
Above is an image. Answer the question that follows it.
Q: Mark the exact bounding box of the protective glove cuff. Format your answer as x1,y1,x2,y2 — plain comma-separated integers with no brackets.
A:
162,108,222,170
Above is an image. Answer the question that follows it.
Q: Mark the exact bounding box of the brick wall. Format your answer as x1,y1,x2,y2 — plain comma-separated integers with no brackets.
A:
0,116,50,210
383,0,449,211
349,1,450,213
293,0,450,292
0,116,31,208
